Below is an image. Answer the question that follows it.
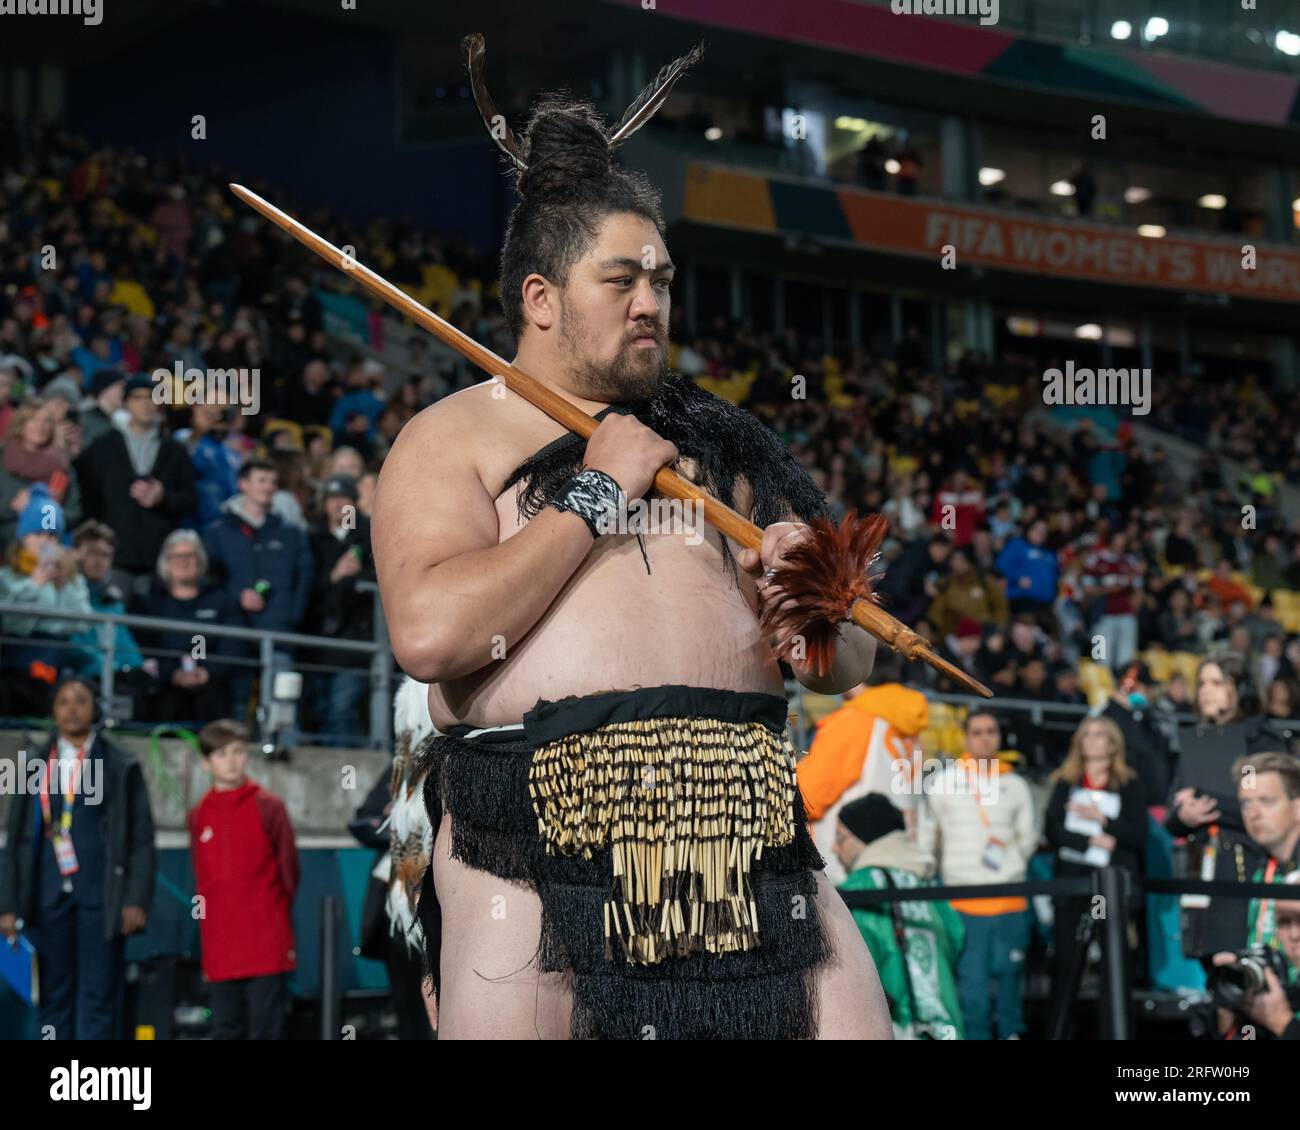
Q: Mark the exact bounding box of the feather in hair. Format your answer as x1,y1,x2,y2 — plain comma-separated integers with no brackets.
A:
607,41,706,148
462,32,528,172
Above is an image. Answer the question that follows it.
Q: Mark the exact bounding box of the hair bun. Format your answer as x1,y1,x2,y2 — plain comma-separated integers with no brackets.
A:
519,101,611,196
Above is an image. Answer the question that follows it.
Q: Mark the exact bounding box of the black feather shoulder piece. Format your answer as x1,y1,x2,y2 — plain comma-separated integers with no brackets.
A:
501,374,828,582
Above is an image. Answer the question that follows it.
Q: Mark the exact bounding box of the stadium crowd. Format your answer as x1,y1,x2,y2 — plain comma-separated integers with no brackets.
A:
3,117,1300,748
2,112,1300,1041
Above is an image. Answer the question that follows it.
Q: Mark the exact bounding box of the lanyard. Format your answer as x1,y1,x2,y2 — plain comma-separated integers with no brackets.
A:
961,758,993,830
40,741,87,838
1253,858,1279,948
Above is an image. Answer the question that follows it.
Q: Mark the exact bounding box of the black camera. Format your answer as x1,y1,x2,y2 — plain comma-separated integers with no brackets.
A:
1208,946,1291,1013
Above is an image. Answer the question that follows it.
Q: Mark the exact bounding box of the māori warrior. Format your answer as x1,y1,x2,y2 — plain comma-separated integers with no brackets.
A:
373,35,890,1039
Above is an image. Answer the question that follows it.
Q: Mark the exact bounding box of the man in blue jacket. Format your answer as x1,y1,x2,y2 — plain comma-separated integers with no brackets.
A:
995,518,1059,632
202,459,313,727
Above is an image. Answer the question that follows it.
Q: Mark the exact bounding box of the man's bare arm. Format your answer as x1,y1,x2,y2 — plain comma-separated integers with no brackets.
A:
373,396,675,682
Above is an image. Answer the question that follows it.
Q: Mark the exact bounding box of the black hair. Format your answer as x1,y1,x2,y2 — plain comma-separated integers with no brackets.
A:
497,95,666,340
465,35,702,340
237,458,276,480
964,708,1001,735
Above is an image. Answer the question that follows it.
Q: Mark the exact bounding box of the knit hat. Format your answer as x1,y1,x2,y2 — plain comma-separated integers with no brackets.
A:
16,483,70,545
838,794,905,846
40,374,82,408
90,367,128,398
954,616,982,641
124,374,154,397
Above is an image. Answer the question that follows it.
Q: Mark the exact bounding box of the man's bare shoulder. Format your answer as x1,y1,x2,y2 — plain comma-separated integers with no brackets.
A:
385,378,567,495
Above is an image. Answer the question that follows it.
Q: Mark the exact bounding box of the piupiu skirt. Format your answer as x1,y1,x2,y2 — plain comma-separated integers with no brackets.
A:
416,684,832,1039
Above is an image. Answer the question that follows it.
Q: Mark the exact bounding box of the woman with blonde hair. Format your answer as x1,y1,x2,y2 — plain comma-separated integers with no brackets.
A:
1044,714,1149,1037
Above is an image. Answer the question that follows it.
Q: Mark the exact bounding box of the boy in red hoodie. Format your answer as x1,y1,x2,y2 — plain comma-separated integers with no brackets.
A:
190,720,299,1039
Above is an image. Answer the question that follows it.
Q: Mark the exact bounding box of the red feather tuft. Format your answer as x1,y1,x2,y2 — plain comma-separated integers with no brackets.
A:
759,511,889,677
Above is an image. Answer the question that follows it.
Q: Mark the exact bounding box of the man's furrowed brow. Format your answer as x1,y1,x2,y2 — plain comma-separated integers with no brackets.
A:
597,257,676,273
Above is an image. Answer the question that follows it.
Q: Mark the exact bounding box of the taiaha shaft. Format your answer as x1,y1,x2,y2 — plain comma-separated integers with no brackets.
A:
227,182,992,697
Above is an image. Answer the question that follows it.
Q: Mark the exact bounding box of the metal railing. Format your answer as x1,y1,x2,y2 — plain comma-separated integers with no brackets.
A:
0,586,394,750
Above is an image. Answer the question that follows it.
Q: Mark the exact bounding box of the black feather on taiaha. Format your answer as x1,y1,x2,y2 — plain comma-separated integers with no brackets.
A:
759,511,890,678
461,32,528,172
606,40,707,148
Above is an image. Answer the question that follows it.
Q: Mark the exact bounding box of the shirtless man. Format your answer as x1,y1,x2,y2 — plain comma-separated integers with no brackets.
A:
373,53,891,1040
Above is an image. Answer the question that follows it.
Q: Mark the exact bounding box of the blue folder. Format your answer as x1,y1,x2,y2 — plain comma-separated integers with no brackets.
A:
0,935,38,1007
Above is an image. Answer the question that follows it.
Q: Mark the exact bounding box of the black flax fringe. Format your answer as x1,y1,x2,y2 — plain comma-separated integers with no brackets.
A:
415,718,832,1039
502,373,830,581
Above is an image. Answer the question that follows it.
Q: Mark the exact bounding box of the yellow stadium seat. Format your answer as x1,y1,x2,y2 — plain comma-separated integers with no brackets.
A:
1078,659,1114,707
1170,651,1202,687
1140,649,1173,683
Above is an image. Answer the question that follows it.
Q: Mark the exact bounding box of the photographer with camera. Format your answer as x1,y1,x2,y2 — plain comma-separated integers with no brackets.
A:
1208,752,1300,1039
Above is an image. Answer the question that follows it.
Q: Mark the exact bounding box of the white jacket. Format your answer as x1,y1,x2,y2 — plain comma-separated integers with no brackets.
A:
914,762,1038,890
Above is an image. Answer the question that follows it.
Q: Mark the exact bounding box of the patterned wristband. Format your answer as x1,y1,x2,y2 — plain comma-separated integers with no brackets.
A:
548,469,628,538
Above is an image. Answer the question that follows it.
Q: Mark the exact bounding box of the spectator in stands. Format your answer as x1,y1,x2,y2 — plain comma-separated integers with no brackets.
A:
268,449,311,530
0,676,155,1039
1167,652,1291,957
178,403,240,527
797,655,928,884
1156,585,1200,653
327,445,365,482
1267,676,1300,723
0,399,82,547
74,374,196,597
79,368,125,448
67,520,154,711
40,375,85,455
134,529,243,723
931,468,984,548
189,719,298,1040
0,361,18,439
916,711,1038,1040
1083,530,1144,670
329,358,387,446
1052,661,1088,707
1100,660,1171,808
306,474,375,745
938,616,985,690
356,470,378,518
0,487,90,714
926,546,1008,639
996,518,1059,631
836,794,966,1039
68,329,119,387
1205,559,1254,614
280,358,336,428
880,533,951,626
203,459,313,726
1044,716,1148,1036
1253,532,1289,591
1163,513,1199,569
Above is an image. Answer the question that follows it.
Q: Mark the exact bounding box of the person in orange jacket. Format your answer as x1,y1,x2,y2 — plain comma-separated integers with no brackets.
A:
798,669,930,884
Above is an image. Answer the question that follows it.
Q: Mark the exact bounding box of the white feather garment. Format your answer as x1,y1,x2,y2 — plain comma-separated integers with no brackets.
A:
385,676,437,951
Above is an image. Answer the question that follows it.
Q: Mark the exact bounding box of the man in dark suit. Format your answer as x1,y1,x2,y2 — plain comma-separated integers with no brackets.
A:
73,374,197,598
0,677,156,1039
